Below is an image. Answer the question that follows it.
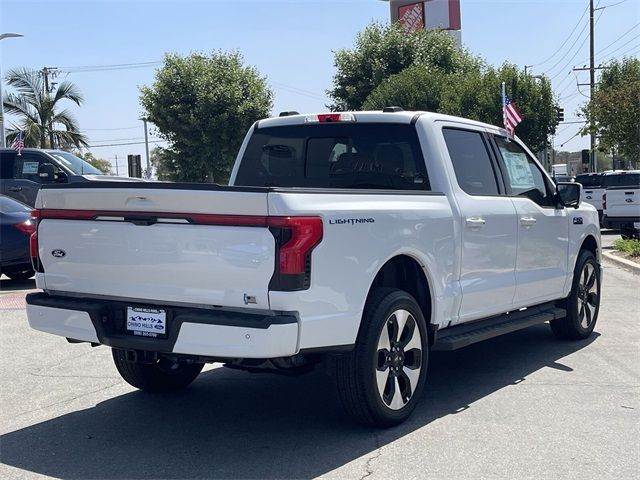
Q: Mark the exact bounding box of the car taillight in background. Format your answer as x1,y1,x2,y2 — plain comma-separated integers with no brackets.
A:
602,192,607,211
14,217,36,235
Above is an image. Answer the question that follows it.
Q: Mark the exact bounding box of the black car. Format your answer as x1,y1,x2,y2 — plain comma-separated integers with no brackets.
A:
0,195,36,280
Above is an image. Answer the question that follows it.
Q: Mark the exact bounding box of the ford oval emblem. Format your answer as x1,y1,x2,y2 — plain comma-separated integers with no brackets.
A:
51,249,66,258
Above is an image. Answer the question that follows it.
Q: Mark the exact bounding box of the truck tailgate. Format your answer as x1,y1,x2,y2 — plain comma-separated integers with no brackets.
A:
35,186,275,309
605,188,640,217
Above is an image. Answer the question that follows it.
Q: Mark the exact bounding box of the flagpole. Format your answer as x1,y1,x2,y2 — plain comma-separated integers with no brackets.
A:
501,82,507,133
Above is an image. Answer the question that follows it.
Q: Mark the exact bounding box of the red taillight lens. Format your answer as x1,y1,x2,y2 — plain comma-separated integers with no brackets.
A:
268,217,323,274
15,218,36,235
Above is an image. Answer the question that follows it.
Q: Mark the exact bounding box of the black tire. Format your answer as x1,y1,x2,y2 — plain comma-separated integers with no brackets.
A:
111,348,204,392
550,250,601,340
5,270,35,281
333,288,429,427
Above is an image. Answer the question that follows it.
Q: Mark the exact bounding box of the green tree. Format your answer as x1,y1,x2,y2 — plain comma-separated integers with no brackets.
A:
2,67,88,148
140,51,273,183
73,150,112,174
581,58,640,167
328,23,476,111
363,62,556,152
150,146,179,181
331,22,558,152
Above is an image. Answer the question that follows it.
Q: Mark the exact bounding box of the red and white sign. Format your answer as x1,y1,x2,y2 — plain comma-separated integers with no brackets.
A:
424,0,461,30
398,2,425,33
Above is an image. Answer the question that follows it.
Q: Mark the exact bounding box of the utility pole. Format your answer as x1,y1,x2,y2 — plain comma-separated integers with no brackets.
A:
115,154,119,176
589,0,596,172
41,67,58,148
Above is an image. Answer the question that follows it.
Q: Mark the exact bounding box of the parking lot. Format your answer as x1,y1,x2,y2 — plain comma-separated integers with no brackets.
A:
1,233,638,480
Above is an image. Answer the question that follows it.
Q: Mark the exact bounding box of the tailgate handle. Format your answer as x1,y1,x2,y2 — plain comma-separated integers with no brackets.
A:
625,192,634,195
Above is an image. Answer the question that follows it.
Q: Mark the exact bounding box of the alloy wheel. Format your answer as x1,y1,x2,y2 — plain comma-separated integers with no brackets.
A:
375,309,423,410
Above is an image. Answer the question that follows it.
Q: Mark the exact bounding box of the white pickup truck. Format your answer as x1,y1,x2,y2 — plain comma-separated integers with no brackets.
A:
601,170,640,239
26,111,602,427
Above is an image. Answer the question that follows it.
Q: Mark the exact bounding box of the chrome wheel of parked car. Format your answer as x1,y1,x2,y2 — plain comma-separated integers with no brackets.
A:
550,250,600,340
577,262,598,329
375,309,423,411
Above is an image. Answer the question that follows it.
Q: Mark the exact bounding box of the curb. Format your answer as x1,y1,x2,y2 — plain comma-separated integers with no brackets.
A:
602,250,640,274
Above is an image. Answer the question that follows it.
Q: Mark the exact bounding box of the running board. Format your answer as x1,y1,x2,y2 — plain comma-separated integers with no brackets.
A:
433,303,566,351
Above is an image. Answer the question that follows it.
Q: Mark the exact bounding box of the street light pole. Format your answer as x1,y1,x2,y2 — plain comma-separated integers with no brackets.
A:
0,32,24,148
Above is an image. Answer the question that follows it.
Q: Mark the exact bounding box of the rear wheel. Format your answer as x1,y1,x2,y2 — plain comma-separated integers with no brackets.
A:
550,250,601,340
333,288,428,427
112,349,204,392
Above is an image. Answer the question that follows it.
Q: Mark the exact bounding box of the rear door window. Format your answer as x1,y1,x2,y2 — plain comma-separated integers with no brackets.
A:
235,123,430,190
442,128,500,196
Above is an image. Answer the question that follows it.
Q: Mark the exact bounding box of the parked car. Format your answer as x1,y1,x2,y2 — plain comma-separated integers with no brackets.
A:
25,110,600,427
576,172,605,224
552,175,575,184
0,195,35,280
601,170,640,239
0,148,144,207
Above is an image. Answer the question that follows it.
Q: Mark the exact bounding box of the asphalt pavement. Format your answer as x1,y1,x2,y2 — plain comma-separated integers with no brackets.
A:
1,240,638,479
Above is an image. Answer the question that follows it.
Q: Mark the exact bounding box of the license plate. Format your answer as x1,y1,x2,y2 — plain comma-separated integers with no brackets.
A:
634,222,640,229
126,307,167,338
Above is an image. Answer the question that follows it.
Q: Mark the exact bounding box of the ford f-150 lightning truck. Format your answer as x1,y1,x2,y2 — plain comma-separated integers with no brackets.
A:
26,110,602,426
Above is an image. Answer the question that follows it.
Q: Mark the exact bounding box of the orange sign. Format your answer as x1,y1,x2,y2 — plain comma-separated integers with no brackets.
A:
398,2,425,33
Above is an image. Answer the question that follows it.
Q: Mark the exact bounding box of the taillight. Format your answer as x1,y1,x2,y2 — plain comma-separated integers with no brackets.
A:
602,192,607,210
14,218,36,235
29,210,43,273
268,216,323,291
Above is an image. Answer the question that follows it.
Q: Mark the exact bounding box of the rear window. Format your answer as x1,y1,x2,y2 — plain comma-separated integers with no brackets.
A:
234,123,430,190
575,174,602,188
601,173,640,188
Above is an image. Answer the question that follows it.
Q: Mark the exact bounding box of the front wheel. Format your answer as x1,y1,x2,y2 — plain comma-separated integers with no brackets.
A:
112,349,204,392
333,288,428,427
550,250,601,340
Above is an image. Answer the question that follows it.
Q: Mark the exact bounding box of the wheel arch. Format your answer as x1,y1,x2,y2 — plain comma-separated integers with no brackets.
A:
361,254,435,343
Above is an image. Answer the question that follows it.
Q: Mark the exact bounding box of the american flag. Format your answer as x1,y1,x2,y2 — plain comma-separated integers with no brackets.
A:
12,130,25,156
503,94,524,135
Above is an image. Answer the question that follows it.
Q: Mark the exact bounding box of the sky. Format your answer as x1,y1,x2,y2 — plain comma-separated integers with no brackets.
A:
1,0,639,175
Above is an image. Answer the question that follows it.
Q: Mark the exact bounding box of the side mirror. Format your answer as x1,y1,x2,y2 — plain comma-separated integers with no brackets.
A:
557,182,581,209
37,163,56,182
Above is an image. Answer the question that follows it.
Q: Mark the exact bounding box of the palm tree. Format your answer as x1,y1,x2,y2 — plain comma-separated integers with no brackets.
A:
2,67,88,148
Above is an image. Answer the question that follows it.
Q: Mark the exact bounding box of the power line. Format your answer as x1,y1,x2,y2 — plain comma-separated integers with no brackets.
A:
87,139,168,148
531,2,590,67
594,22,639,57
543,3,594,77
81,125,141,131
549,9,605,81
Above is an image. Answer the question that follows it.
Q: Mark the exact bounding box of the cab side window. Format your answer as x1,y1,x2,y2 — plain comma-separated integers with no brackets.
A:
443,128,500,196
493,136,554,207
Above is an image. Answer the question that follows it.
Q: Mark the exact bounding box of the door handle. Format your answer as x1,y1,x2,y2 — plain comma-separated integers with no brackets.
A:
9,186,22,192
520,217,537,227
465,217,486,228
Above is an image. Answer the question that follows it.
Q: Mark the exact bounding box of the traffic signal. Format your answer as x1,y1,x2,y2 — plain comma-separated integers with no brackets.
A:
581,149,590,167
556,107,565,122
127,154,142,178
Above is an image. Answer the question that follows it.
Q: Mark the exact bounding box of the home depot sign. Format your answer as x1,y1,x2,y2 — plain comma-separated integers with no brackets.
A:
388,0,461,33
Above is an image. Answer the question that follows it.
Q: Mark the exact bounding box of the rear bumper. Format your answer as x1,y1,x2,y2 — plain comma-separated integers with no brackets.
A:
26,293,299,359
602,215,640,230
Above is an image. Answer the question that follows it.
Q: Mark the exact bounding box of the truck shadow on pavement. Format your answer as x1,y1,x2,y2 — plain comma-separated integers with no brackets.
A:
1,324,598,479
